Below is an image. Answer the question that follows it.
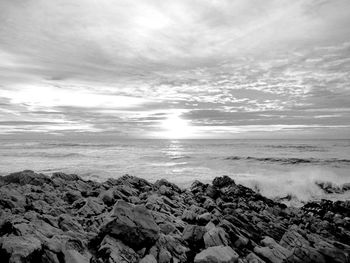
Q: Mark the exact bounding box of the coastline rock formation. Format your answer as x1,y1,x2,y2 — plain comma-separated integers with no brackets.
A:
0,171,349,263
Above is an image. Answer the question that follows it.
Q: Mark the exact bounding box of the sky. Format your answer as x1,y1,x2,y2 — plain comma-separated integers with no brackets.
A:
0,0,350,139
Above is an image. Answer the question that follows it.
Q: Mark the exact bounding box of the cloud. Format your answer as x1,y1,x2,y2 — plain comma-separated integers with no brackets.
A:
0,0,350,138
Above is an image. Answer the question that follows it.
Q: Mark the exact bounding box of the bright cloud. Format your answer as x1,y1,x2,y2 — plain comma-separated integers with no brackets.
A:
0,0,350,138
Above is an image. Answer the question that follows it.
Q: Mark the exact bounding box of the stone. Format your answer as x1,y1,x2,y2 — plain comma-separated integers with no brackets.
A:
194,245,239,263
212,176,235,188
140,254,157,263
198,212,212,225
64,249,90,263
52,172,80,181
97,235,139,263
77,197,105,217
2,170,51,186
254,237,292,263
204,226,229,248
100,200,160,250
0,235,42,263
246,252,266,263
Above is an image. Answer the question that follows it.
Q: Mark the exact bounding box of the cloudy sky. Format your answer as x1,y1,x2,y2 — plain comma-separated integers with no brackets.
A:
0,0,350,139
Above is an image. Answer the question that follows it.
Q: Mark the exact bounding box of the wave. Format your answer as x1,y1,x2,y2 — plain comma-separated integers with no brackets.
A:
237,167,350,207
225,156,350,166
1,152,85,158
170,155,191,160
265,145,324,152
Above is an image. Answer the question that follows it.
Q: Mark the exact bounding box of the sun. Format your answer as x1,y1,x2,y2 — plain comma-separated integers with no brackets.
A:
159,114,193,139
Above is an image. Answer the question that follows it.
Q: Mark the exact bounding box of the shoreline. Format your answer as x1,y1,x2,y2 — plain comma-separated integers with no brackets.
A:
0,170,349,262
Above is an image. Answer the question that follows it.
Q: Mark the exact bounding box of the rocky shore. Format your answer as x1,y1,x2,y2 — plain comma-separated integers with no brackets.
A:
0,170,349,263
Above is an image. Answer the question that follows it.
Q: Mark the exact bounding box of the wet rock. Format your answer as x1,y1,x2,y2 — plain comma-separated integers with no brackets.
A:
194,245,239,263
100,200,160,250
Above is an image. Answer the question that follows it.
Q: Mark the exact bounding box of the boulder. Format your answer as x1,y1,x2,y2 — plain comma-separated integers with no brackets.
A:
194,245,239,263
100,200,160,250
212,176,235,188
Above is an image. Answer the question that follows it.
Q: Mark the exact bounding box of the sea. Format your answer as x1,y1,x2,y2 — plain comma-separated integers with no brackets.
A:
1,139,349,205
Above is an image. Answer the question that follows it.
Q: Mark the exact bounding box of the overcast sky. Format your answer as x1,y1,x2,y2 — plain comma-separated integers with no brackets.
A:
0,0,350,139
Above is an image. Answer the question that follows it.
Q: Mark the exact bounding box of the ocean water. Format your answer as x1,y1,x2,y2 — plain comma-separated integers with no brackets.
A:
1,139,349,204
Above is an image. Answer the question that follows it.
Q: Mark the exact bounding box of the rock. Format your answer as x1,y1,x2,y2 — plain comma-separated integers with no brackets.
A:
254,237,292,263
182,209,198,224
246,252,266,263
64,191,82,204
159,222,177,235
97,235,139,263
64,249,90,263
52,172,80,181
77,197,105,217
0,235,42,262
58,214,83,232
194,245,239,263
2,170,51,186
182,224,206,251
204,226,230,248
279,229,326,263
140,254,157,263
212,176,235,188
155,179,182,194
100,200,160,250
159,248,172,263
198,212,212,225
99,190,115,206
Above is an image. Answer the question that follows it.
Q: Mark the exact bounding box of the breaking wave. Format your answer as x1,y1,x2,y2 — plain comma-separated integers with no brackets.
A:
225,156,350,166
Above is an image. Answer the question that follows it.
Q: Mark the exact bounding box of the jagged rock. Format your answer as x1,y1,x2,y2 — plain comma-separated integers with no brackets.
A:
97,235,139,263
0,234,42,262
2,170,51,186
198,212,212,225
100,200,160,250
279,229,326,263
64,249,90,263
140,254,157,263
204,226,230,248
98,190,115,206
58,214,83,232
52,172,80,181
212,176,235,188
77,197,105,217
64,190,82,204
151,234,189,263
246,252,266,263
254,237,292,263
194,245,239,263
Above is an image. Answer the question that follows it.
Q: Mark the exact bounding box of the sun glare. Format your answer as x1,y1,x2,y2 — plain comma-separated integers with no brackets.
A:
160,114,192,139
